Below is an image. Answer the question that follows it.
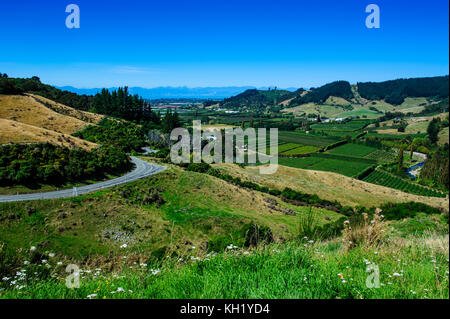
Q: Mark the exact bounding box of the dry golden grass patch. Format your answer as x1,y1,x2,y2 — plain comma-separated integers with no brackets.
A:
213,163,449,210
0,118,98,150
325,96,351,106
29,94,103,124
201,124,236,130
279,97,295,106
0,94,94,134
0,94,104,150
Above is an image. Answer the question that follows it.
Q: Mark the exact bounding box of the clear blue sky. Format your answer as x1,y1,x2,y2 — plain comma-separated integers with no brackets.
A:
0,0,448,88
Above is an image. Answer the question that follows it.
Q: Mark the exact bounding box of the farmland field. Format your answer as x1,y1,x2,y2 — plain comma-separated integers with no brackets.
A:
365,132,427,139
278,131,342,147
281,145,320,155
311,119,372,132
363,169,446,198
327,143,376,157
278,154,374,177
364,149,397,163
277,143,303,153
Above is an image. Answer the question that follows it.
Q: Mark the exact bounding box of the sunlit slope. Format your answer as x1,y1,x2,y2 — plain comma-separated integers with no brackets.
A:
0,118,98,150
0,94,103,149
214,163,449,210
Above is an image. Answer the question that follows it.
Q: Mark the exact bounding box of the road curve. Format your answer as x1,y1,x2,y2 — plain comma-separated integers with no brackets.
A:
0,157,166,203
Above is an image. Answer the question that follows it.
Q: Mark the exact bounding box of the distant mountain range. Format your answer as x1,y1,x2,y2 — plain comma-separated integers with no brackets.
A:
56,86,298,99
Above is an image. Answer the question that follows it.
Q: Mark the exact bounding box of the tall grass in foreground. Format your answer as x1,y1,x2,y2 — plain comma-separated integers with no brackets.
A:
1,235,448,299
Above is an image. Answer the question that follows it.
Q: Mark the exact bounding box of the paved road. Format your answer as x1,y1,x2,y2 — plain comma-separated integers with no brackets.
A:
0,157,166,203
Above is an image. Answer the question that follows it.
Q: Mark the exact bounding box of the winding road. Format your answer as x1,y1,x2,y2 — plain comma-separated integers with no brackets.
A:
0,157,166,203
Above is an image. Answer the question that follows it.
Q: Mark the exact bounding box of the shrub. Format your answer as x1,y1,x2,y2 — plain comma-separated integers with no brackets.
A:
342,208,387,250
186,162,212,173
207,236,234,252
380,202,442,220
243,223,274,247
297,207,321,240
0,244,20,278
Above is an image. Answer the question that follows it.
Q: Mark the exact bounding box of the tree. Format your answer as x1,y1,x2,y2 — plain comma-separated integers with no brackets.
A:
161,110,181,133
397,148,404,173
427,118,440,144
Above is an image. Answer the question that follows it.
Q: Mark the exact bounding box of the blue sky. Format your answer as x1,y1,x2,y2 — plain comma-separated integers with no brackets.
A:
0,0,448,88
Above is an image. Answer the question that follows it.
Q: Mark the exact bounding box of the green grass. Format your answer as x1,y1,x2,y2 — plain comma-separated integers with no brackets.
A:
1,240,447,299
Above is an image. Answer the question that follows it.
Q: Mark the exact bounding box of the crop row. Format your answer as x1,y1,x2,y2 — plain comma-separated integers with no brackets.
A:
362,170,446,198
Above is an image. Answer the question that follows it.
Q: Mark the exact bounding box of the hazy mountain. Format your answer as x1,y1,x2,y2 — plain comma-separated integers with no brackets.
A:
56,86,296,99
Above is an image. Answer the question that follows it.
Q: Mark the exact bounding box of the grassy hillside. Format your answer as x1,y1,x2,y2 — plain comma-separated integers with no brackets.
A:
0,119,98,150
0,94,102,134
0,159,448,299
0,163,341,259
282,97,434,119
0,94,103,150
213,164,449,209
1,159,448,299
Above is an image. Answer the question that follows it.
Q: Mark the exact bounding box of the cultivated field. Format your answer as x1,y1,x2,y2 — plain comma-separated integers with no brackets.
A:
278,131,342,147
363,169,446,198
327,143,376,157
